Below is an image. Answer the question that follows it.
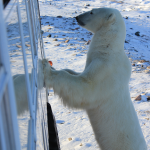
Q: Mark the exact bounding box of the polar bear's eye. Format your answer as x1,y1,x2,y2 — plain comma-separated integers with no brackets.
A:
90,11,93,14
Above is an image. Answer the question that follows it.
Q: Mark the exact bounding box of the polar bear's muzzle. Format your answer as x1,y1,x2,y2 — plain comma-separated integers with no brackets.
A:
75,16,85,26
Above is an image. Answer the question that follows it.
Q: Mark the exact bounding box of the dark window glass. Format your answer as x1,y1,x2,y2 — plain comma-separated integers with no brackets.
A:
3,0,10,9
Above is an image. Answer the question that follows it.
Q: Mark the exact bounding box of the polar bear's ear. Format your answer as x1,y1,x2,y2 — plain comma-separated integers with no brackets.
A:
107,13,115,22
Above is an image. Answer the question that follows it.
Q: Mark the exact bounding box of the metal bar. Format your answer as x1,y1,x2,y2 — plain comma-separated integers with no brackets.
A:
27,119,32,150
0,68,9,104
17,0,33,118
0,0,21,149
25,0,36,69
39,92,49,150
0,113,7,150
29,0,37,56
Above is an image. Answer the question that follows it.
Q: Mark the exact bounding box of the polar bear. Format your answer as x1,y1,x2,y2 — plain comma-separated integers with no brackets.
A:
13,74,31,115
41,8,147,149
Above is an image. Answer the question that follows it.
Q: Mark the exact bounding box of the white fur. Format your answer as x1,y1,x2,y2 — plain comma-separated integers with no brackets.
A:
13,74,31,115
41,8,147,150
13,60,44,115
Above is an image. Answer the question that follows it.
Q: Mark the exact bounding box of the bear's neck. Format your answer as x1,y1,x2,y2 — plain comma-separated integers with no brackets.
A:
89,29,124,53
84,29,125,69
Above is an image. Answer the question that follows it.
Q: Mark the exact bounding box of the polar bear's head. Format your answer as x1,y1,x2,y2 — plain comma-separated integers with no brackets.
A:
76,8,125,41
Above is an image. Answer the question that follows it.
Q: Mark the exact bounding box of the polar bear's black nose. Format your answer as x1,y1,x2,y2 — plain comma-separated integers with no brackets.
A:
75,16,79,21
75,16,85,26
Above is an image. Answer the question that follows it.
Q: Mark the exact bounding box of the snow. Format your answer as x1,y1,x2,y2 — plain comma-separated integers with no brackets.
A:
39,0,150,149
38,0,150,149
6,0,150,149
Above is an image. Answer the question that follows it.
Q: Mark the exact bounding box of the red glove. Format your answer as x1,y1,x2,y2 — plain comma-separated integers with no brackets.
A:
48,61,53,66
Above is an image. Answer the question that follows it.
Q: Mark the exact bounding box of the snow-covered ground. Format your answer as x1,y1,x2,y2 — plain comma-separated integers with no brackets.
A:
39,0,150,149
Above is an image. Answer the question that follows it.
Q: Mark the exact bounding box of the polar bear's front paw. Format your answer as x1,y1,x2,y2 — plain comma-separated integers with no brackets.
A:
42,59,52,87
42,59,51,73
42,59,50,69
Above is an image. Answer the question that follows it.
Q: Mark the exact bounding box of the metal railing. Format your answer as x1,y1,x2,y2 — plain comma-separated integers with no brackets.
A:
0,0,49,149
